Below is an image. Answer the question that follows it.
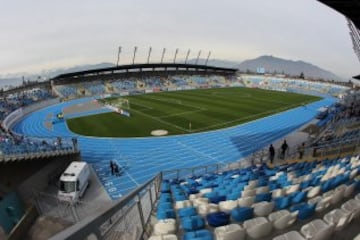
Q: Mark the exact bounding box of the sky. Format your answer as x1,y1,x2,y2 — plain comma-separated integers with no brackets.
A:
0,0,359,79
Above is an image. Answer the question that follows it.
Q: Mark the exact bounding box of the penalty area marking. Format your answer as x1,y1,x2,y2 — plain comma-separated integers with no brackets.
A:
151,129,169,136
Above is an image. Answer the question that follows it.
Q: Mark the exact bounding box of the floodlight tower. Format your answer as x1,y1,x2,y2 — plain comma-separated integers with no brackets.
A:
161,48,166,63
205,51,211,66
173,48,179,63
116,46,122,66
132,46,137,65
347,18,360,62
147,47,152,64
195,50,202,64
184,49,191,64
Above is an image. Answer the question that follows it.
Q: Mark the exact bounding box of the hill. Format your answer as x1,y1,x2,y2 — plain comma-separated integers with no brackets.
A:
0,56,343,89
238,55,341,80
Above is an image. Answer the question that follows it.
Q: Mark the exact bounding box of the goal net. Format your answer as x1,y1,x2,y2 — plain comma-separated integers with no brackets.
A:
104,98,130,110
114,98,130,110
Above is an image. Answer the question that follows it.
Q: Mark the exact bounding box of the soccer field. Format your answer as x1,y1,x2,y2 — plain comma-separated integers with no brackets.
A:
67,88,321,137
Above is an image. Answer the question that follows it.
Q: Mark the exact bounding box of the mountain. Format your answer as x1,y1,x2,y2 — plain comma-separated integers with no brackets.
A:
0,62,116,89
187,59,239,68
40,62,116,78
0,56,343,89
237,55,341,81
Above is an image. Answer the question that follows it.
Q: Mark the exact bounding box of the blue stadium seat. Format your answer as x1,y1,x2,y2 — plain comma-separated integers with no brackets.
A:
255,192,272,202
206,212,230,227
290,203,316,220
178,207,197,218
274,196,291,210
181,215,205,232
183,229,213,240
231,207,253,222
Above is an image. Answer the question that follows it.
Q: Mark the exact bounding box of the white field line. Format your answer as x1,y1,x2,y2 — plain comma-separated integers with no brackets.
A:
142,95,208,118
142,95,205,111
130,101,153,110
130,108,190,132
194,103,303,132
159,109,204,119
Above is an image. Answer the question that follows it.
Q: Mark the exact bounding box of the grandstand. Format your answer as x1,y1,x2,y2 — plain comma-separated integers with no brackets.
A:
0,60,359,240
1,1,360,239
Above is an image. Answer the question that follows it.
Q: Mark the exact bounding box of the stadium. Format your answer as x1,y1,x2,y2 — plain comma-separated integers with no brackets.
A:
1,1,360,240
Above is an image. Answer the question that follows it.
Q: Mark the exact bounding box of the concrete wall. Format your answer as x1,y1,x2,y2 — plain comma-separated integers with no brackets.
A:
16,153,80,204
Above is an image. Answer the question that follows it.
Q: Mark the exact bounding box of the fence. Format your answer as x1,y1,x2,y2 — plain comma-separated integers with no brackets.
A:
45,135,360,240
49,173,162,240
47,156,257,240
34,192,105,224
251,135,360,164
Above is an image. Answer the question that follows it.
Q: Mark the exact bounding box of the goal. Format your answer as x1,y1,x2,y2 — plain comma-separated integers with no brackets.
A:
112,98,130,110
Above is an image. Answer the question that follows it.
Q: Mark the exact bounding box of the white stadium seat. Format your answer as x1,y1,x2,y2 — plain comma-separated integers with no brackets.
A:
214,224,246,240
268,210,298,230
243,217,272,239
273,231,305,240
300,219,334,240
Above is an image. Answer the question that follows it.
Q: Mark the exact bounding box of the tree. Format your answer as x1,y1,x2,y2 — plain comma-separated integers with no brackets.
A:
299,72,305,79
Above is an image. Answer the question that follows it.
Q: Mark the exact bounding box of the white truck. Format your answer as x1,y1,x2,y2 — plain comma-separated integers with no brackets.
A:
58,161,90,202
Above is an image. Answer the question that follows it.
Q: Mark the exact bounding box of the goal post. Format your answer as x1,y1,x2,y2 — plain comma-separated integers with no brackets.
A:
103,97,130,110
116,98,130,110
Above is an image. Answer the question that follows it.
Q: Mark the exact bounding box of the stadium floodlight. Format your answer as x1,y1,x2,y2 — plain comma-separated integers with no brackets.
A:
173,48,179,63
195,50,202,65
147,47,152,64
185,49,191,64
116,46,122,67
161,48,166,63
205,51,211,66
132,46,137,65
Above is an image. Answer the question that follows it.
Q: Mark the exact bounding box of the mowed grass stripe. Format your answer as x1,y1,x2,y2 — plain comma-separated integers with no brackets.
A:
67,88,320,137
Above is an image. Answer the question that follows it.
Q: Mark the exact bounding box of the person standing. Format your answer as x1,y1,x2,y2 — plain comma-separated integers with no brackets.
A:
298,142,305,159
114,163,120,177
281,140,288,159
269,144,275,164
110,161,115,175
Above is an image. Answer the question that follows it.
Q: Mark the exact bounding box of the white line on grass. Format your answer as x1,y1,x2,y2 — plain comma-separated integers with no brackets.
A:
142,95,208,119
143,95,205,111
130,101,153,110
130,108,190,132
158,109,205,119
194,103,302,132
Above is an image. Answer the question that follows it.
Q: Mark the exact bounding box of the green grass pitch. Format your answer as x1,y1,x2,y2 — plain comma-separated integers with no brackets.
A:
67,88,321,137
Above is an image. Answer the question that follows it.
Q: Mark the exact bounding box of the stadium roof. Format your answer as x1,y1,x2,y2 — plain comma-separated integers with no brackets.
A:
318,0,360,29
52,63,238,82
318,0,360,79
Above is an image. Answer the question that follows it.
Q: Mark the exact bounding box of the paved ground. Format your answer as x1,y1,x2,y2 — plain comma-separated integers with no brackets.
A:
28,166,111,239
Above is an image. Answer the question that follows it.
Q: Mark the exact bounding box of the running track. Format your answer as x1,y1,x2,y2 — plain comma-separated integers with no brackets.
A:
12,97,336,200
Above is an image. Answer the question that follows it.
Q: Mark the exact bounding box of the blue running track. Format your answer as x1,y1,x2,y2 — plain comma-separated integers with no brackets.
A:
12,97,336,200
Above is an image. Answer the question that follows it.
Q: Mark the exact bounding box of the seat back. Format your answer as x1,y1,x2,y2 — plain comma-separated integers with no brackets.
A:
312,224,334,240
246,220,272,239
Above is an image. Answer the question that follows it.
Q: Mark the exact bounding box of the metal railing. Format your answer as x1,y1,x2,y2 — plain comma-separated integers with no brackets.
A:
49,173,162,240
48,157,257,240
46,131,360,240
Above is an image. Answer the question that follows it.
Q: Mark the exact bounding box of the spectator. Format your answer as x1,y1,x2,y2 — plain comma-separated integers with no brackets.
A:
114,163,120,177
72,137,78,151
281,140,288,159
298,142,305,159
110,161,115,175
269,144,275,164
